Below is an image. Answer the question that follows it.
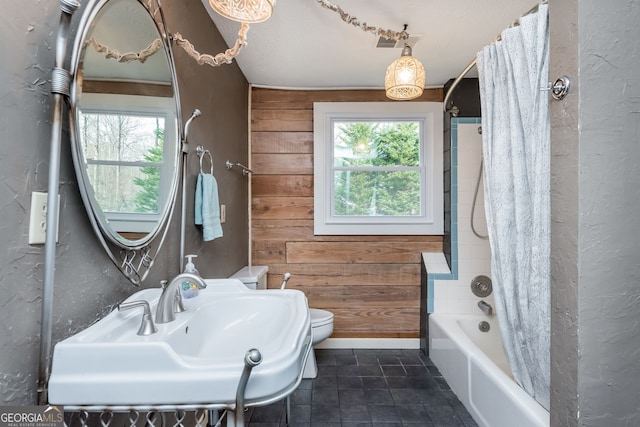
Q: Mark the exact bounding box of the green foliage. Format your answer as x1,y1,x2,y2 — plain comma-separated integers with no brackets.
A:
133,127,164,213
375,122,420,166
333,121,421,216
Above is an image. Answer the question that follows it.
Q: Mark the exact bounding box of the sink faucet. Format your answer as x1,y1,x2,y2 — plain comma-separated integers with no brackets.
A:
478,300,493,316
156,273,207,324
118,300,157,336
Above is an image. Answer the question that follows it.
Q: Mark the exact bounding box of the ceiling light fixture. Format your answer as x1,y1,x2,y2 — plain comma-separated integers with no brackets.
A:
316,0,425,101
385,44,425,101
209,0,276,24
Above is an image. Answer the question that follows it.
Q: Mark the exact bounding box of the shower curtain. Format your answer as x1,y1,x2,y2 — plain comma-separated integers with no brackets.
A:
476,3,550,410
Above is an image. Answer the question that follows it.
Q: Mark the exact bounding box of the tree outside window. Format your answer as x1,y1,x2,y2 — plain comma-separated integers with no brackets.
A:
79,113,165,214
333,121,422,218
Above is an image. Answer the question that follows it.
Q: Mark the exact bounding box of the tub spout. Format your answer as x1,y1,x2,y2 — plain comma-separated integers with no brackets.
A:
478,300,493,316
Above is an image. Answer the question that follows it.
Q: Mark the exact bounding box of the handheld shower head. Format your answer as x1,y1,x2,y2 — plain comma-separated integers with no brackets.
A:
183,109,202,148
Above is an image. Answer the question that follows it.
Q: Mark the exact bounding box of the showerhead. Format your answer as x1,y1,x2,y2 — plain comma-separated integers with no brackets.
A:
183,109,202,147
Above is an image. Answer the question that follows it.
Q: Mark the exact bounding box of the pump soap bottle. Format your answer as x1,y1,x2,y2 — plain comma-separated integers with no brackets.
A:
181,255,201,298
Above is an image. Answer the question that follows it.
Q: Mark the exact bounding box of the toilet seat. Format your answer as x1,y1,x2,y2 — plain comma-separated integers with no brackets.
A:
312,319,333,328
310,308,333,328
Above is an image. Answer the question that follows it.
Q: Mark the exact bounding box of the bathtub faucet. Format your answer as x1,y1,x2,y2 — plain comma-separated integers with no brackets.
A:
478,300,493,316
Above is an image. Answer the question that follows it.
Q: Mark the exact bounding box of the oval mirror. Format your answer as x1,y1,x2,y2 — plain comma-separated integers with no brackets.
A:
69,0,180,252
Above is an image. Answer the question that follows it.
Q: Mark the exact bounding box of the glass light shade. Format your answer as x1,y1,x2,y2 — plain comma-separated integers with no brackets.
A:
385,46,425,101
209,0,276,23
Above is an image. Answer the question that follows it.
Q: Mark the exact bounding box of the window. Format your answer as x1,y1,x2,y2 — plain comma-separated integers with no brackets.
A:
78,93,177,233
314,102,443,235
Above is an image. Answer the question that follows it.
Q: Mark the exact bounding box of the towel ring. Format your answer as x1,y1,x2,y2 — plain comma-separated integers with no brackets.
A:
196,145,213,174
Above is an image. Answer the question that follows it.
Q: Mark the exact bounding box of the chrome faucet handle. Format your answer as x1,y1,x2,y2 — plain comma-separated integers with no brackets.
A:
174,288,186,313
118,300,158,336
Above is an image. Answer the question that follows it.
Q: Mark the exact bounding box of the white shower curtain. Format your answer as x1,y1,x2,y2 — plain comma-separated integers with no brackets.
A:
476,3,550,410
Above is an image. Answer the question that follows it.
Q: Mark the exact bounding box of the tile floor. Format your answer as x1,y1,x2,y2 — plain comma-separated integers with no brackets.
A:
244,348,478,427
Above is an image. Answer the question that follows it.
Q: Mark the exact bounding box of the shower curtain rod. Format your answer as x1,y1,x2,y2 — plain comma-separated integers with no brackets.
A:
443,0,547,111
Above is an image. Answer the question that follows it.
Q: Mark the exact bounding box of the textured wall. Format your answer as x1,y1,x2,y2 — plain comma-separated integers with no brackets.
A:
163,0,250,277
550,1,640,425
577,1,640,425
549,0,579,424
0,0,248,405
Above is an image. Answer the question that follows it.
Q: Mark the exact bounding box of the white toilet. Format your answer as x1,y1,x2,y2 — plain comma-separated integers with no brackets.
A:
305,307,334,378
230,266,334,379
230,265,269,290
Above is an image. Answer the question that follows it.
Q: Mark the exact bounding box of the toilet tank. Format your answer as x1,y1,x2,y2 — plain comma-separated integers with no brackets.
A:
230,265,269,290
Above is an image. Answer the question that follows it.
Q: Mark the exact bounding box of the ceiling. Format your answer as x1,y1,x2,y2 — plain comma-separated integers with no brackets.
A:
203,0,537,90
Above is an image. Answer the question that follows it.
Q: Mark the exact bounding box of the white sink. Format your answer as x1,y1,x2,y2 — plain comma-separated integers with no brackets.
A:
48,279,312,407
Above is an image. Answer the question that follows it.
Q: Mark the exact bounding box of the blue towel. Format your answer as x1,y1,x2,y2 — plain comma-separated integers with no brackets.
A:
195,173,203,225
195,172,223,241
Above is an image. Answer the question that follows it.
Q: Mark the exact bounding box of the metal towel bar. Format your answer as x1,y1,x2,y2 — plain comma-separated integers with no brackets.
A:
225,160,253,176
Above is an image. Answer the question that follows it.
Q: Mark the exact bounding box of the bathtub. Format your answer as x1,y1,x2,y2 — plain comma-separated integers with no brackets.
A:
429,314,549,427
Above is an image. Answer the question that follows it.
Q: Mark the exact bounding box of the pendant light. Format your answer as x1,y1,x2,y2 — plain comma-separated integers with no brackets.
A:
316,1,426,100
209,0,276,24
385,44,426,101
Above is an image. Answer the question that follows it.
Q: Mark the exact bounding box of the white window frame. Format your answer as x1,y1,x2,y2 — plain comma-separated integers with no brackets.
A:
79,93,177,233
314,102,443,235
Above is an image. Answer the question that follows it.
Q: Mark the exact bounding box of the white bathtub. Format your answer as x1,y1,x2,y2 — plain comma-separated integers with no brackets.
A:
429,313,549,427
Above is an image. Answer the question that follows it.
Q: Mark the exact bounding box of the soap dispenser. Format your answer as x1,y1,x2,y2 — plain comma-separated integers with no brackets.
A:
184,254,200,276
181,255,201,299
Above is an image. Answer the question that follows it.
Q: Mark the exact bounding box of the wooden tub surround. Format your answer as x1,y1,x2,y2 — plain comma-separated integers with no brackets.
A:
250,88,444,340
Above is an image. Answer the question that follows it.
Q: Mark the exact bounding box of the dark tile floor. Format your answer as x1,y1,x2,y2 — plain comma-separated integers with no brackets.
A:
244,349,478,427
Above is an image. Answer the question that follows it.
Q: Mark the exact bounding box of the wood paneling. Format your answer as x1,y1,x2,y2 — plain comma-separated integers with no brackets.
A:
295,285,421,309
251,110,312,132
265,263,419,287
250,87,444,339
251,153,313,175
252,176,314,197
252,197,314,220
252,132,313,153
331,308,420,338
83,79,173,97
286,242,440,264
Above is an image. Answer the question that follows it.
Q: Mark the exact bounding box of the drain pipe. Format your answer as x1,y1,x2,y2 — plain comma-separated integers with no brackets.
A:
37,0,80,405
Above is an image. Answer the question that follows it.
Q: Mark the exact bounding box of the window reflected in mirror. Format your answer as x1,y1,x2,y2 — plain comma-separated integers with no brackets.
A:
77,92,177,240
79,111,165,235
71,0,180,247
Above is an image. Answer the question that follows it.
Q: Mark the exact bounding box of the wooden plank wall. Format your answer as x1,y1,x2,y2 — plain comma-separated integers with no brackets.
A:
251,88,444,339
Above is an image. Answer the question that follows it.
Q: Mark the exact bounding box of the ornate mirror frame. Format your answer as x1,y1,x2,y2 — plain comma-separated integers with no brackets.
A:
68,0,182,285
